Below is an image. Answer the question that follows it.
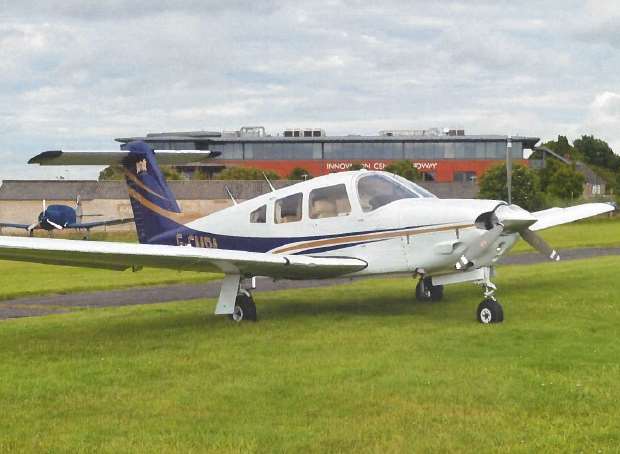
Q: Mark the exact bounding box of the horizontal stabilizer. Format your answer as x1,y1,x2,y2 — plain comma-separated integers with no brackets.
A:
530,203,615,231
0,236,367,279
28,149,220,166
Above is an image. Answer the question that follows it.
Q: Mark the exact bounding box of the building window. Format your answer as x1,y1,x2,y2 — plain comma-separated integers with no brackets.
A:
250,205,266,223
274,193,303,223
309,184,351,219
453,171,477,183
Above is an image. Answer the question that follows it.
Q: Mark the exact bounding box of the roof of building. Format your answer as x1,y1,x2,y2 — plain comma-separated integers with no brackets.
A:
0,180,297,201
117,132,540,147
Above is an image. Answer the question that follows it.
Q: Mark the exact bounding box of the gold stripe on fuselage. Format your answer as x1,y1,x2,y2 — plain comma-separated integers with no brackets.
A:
271,223,474,254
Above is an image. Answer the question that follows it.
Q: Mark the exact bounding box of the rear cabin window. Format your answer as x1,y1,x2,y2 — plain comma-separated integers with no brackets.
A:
309,184,351,219
250,205,266,223
357,174,419,212
274,193,303,224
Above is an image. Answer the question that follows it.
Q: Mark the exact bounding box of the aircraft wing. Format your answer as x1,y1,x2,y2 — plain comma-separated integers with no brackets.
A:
0,236,367,279
66,217,135,229
530,203,615,231
0,222,31,230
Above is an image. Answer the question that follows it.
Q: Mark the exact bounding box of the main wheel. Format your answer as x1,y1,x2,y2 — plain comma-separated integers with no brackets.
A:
476,298,504,324
230,293,257,322
415,277,444,302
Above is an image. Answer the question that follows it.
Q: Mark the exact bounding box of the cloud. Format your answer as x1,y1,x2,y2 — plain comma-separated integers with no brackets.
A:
1,0,619,181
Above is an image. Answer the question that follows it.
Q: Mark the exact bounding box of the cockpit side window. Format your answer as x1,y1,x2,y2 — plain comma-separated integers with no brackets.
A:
274,193,303,224
250,205,266,223
309,184,351,219
357,174,419,212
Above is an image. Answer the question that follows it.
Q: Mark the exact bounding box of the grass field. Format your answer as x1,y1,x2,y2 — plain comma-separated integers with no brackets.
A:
0,260,219,301
0,256,618,452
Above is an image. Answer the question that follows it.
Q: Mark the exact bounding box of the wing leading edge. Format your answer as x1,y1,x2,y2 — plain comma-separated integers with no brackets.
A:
530,203,615,231
0,236,367,279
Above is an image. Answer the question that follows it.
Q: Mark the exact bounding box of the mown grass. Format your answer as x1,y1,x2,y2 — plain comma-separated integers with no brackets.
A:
0,257,618,452
0,260,219,301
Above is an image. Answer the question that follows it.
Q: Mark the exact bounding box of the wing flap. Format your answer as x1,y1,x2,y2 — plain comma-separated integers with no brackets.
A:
530,203,615,231
0,236,367,279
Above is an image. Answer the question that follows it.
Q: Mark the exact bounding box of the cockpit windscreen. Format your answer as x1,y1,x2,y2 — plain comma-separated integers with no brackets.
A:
357,173,424,212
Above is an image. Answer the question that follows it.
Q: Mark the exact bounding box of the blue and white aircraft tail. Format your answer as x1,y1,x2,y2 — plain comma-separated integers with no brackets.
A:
120,141,185,244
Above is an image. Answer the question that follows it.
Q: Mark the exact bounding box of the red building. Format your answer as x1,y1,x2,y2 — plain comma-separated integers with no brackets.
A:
117,127,539,182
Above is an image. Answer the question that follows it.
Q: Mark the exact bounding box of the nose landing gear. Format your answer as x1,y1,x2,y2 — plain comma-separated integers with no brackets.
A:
476,270,503,324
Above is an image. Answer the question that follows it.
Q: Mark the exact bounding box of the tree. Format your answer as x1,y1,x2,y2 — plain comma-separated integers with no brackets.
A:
542,135,576,160
384,160,421,181
288,167,312,180
349,162,364,170
573,135,620,171
478,164,543,211
98,165,124,181
545,164,585,200
215,166,280,180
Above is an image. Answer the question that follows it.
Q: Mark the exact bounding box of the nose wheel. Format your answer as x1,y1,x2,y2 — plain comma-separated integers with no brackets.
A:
477,298,504,324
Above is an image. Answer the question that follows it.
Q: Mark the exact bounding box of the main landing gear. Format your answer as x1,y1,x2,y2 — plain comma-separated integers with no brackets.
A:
230,289,257,322
415,277,444,302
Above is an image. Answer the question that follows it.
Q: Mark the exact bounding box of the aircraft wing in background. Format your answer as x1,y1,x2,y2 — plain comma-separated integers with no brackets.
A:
0,222,31,231
66,217,135,230
0,236,368,279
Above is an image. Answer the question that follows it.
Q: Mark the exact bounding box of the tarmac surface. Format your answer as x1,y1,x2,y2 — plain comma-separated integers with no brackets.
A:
2,247,620,320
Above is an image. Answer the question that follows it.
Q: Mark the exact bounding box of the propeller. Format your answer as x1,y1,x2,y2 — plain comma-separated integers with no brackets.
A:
519,228,560,261
455,203,561,271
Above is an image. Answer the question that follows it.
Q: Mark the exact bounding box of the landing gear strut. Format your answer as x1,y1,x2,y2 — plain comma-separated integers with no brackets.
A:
230,290,257,322
415,277,444,302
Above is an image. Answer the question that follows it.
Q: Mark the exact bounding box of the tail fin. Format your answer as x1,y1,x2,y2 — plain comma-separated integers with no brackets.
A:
121,141,184,244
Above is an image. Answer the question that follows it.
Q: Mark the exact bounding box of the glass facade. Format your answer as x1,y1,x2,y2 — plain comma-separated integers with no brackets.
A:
323,142,402,160
146,138,526,161
403,141,518,160
243,142,321,160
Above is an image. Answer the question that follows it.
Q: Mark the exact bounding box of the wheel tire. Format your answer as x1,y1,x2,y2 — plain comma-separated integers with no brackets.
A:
476,298,504,324
415,277,444,302
230,294,257,322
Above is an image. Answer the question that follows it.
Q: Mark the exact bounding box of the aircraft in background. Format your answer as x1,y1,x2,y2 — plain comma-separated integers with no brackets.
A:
0,195,134,237
0,142,614,324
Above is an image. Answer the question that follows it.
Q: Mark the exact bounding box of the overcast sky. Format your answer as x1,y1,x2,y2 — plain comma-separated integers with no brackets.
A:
1,0,619,181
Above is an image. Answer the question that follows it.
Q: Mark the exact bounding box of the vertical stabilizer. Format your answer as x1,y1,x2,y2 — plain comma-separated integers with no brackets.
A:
121,141,183,244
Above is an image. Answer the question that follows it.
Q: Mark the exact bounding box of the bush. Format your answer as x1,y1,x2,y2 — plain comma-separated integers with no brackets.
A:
384,160,421,181
288,167,312,180
216,167,280,180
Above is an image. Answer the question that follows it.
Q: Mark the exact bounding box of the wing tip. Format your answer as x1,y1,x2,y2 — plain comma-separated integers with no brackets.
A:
28,150,62,164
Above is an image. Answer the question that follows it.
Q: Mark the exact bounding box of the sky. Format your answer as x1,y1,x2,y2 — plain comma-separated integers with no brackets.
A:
1,0,619,181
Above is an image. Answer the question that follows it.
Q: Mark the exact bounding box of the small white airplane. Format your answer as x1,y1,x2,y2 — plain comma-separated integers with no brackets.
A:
0,141,613,323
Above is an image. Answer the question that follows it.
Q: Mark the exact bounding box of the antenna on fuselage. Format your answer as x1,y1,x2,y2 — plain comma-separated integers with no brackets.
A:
262,172,276,192
224,185,238,205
